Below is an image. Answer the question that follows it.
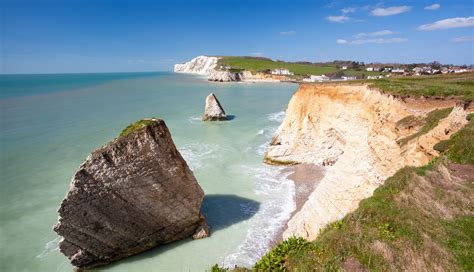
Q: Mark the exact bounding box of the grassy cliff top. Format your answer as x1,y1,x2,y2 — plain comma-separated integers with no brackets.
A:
367,72,474,101
217,56,380,77
119,118,160,137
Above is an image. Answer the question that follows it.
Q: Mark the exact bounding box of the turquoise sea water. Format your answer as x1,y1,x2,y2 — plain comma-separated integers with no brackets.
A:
0,72,298,271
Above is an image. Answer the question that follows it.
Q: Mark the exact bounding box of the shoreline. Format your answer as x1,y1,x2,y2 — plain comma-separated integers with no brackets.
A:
271,163,326,246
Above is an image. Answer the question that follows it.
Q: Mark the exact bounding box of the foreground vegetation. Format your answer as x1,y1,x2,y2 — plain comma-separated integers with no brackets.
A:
368,72,474,101
217,56,380,78
213,117,474,271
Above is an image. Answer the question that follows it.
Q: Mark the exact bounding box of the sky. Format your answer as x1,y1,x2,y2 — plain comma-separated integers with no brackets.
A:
1,0,473,74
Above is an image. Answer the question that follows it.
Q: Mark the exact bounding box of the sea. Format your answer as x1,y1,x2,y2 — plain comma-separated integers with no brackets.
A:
0,72,298,271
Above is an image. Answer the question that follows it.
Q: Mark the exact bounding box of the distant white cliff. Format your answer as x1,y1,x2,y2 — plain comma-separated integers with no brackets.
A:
174,56,219,75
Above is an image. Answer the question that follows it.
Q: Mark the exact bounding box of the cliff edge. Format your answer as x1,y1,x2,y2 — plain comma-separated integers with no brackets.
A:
265,84,468,240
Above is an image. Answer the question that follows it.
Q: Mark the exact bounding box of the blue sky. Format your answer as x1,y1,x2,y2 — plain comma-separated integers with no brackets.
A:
1,0,473,74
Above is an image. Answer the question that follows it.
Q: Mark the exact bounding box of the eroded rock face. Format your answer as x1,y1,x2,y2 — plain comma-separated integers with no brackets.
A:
264,84,468,241
202,93,227,121
208,70,241,82
53,118,206,268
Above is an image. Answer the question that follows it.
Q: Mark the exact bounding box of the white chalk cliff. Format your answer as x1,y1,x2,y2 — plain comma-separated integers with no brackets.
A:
265,84,468,241
174,56,219,75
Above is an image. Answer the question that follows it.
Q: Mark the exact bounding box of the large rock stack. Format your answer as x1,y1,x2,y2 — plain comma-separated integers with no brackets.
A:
53,118,208,269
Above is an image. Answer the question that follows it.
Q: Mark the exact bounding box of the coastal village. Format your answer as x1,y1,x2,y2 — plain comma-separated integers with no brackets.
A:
216,58,473,82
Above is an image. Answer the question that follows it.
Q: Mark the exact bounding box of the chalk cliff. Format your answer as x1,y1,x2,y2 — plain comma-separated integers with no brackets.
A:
174,56,219,75
53,118,207,268
264,84,468,240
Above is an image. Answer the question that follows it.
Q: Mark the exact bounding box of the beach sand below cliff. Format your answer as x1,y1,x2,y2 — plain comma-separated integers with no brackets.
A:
272,163,326,245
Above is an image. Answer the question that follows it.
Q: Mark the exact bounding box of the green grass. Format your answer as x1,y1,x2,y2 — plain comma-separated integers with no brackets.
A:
397,107,453,146
368,72,474,101
217,56,381,77
119,119,158,137
222,118,474,271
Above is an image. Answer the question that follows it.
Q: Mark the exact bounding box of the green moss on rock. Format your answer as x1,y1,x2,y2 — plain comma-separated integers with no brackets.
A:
119,118,160,138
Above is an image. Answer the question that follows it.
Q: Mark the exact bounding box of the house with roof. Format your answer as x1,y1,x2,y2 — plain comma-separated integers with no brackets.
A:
271,68,294,75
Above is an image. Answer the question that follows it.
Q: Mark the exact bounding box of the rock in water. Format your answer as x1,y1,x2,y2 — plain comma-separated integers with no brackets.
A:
202,93,227,121
53,118,207,269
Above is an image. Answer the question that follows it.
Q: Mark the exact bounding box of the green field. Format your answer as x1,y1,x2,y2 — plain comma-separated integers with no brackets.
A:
367,72,474,101
217,56,380,77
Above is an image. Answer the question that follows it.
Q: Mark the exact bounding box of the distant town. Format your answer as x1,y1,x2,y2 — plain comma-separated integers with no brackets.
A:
217,57,473,83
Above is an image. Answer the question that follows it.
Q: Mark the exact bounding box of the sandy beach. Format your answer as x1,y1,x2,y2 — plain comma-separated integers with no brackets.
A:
272,163,326,244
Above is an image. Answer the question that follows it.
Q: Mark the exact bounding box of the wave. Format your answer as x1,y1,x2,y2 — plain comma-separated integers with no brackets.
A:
178,143,219,171
267,111,285,123
36,237,61,259
223,165,295,268
188,115,202,124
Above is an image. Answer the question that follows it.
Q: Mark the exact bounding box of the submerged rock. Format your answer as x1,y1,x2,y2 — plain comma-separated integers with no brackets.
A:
53,118,207,269
202,93,227,121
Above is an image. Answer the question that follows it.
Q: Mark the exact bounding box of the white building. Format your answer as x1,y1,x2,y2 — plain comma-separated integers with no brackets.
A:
367,75,384,79
392,68,405,73
341,76,357,81
271,68,294,75
366,67,374,71
309,74,330,82
341,66,348,70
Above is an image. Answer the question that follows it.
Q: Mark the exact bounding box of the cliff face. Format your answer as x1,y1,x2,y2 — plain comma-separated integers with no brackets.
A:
53,119,206,268
265,84,468,240
174,55,219,75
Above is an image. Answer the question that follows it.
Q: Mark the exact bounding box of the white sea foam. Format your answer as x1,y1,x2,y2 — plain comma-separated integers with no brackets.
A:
267,111,285,123
188,115,202,124
178,143,219,171
36,237,61,259
223,165,295,268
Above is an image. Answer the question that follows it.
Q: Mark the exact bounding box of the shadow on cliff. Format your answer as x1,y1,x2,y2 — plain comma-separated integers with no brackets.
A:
104,194,259,269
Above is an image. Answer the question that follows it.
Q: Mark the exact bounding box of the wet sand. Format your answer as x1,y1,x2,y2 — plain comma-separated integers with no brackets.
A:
271,163,326,245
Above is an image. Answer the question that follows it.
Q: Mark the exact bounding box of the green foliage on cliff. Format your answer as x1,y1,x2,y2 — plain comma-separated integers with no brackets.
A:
226,118,474,271
397,107,453,146
119,119,157,137
368,72,474,101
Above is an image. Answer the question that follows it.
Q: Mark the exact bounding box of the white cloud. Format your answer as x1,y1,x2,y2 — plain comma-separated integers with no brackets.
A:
337,37,407,45
354,30,395,39
280,30,296,35
425,3,440,10
341,7,356,14
326,15,350,23
418,17,474,30
451,36,474,43
250,52,263,56
370,6,411,16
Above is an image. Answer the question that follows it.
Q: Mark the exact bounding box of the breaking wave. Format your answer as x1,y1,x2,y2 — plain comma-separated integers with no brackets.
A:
223,165,295,268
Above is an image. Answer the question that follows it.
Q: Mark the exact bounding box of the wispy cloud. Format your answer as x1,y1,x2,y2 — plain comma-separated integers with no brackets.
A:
341,7,356,14
418,17,474,31
337,37,407,45
326,15,350,23
354,30,395,39
280,30,296,35
451,36,474,43
250,52,263,56
425,3,440,10
370,6,411,16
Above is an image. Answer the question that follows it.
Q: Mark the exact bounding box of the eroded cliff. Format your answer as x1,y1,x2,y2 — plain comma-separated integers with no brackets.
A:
264,84,468,240
174,56,219,75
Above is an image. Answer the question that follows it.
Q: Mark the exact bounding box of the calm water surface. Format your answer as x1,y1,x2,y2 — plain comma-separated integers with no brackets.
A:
0,72,297,271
